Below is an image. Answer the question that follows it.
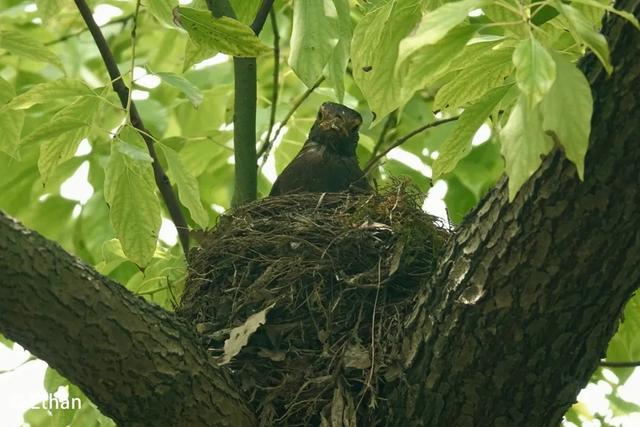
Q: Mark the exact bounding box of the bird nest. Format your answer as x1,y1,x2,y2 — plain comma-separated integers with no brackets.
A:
178,184,450,426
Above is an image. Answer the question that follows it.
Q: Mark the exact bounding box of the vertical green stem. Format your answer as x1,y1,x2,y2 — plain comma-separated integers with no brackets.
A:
232,57,258,206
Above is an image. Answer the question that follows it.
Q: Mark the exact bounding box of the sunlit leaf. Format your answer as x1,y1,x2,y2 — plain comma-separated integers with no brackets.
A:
24,95,106,183
499,96,553,200
156,72,204,107
104,126,161,266
399,0,486,59
159,143,209,228
606,293,640,383
0,30,64,71
571,0,639,30
398,25,477,101
434,46,513,111
513,36,556,108
352,0,422,123
326,0,352,101
289,0,339,87
7,78,94,110
175,7,270,57
0,77,23,159
553,1,612,74
541,53,592,180
433,85,510,179
147,0,176,28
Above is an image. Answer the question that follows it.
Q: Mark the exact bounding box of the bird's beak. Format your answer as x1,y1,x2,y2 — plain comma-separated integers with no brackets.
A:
319,117,348,136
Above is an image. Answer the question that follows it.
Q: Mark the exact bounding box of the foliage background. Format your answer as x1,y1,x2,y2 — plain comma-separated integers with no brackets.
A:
0,0,639,425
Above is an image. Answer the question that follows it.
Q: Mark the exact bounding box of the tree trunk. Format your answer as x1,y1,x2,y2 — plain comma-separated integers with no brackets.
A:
0,1,639,426
394,2,640,425
0,214,254,426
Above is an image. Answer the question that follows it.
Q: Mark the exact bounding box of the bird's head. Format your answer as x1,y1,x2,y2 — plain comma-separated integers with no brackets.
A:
308,102,363,155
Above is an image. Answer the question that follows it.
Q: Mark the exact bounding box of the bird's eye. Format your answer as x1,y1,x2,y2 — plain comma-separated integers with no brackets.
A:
317,111,323,120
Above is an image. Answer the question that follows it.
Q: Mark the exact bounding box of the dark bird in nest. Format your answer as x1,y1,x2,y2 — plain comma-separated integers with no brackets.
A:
269,102,372,196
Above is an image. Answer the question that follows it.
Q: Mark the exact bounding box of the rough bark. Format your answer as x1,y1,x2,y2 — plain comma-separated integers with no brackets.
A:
394,2,640,425
0,2,638,427
0,214,254,426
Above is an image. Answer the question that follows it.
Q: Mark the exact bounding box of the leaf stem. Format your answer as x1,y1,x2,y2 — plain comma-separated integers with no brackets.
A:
73,0,190,253
258,75,326,164
600,360,640,368
363,116,460,175
261,10,280,166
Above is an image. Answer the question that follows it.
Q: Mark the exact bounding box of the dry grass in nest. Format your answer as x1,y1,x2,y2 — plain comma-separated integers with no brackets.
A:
178,184,450,426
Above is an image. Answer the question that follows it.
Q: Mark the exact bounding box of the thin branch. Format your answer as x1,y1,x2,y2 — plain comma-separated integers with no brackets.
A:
261,10,280,165
250,0,276,34
126,0,141,116
369,111,397,164
363,116,460,175
44,15,133,46
258,75,326,164
73,0,190,253
600,360,640,368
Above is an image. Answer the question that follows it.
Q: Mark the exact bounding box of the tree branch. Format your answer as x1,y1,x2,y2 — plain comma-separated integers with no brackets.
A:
0,212,255,425
363,116,459,174
73,0,190,252
206,0,276,206
600,360,640,368
395,3,640,424
250,0,276,34
261,10,280,165
257,75,326,163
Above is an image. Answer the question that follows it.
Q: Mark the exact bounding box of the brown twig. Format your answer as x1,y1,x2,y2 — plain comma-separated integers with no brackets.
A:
74,0,190,253
600,360,640,368
363,116,460,175
258,75,326,163
261,10,280,165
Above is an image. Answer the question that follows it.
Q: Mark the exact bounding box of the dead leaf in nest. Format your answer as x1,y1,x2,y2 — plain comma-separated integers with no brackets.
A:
343,341,371,369
218,303,275,365
258,348,286,362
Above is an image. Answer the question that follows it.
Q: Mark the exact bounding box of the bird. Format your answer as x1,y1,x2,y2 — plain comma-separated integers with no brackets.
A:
269,102,372,196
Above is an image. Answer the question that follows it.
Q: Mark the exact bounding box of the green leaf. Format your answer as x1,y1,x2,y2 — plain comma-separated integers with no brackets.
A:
541,53,592,180
326,0,352,101
104,126,161,266
156,72,204,107
554,1,612,74
230,0,262,24
606,293,640,383
147,0,175,28
0,333,12,348
500,96,553,200
175,7,270,57
513,36,556,108
483,0,528,36
0,30,64,71
398,25,477,101
289,0,339,87
24,95,106,183
434,46,514,111
0,77,23,158
7,78,94,110
570,0,639,30
159,143,209,228
352,0,422,123
35,0,65,23
433,85,510,178
398,0,486,58
183,39,218,71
